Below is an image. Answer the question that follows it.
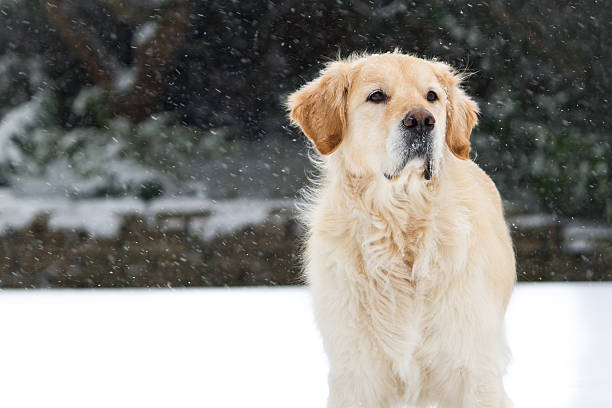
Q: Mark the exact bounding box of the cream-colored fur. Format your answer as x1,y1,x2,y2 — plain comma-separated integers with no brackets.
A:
287,52,516,408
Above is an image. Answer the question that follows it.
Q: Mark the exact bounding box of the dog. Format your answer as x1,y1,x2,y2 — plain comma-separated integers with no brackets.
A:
287,52,516,407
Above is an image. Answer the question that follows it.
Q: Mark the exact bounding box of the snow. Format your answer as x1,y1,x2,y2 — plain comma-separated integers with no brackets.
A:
508,213,556,229
0,96,40,164
134,22,158,47
505,283,612,408
0,188,293,239
0,189,145,237
49,197,145,237
113,68,136,92
563,222,612,254
71,87,104,116
185,198,293,240
0,287,326,408
0,283,610,408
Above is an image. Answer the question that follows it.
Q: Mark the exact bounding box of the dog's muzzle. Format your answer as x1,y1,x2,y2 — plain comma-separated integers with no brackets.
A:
385,109,435,180
401,108,435,160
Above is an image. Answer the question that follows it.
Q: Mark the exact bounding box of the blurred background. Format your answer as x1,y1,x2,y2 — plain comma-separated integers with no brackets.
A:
0,0,609,288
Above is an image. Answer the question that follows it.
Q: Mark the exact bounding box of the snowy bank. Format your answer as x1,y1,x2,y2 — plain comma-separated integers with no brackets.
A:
0,188,609,287
0,189,293,241
0,283,610,408
0,189,300,288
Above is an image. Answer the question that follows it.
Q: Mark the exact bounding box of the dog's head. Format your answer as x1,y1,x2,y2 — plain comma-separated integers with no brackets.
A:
287,53,479,181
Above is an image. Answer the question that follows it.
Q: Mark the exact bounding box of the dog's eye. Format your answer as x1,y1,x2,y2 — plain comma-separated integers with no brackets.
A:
367,90,387,103
426,91,438,102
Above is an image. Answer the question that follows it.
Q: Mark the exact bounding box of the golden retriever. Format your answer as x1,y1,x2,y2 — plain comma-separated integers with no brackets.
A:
287,52,516,407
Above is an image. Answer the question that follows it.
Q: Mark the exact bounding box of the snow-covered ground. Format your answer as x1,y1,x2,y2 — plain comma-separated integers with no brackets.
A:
0,283,610,408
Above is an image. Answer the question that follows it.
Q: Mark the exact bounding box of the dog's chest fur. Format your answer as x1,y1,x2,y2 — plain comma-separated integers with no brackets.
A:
334,174,447,358
309,169,474,377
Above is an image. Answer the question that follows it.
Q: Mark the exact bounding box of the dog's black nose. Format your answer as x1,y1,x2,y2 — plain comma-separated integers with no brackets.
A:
403,109,435,131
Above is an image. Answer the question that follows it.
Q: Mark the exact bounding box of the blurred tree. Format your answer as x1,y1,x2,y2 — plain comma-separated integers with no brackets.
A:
41,0,189,122
0,0,609,218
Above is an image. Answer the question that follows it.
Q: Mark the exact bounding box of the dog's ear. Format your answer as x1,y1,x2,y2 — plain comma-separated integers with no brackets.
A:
287,62,349,155
434,63,480,160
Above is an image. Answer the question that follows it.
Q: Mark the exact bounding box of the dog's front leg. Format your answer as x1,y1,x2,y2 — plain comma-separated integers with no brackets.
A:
461,375,512,408
310,274,400,407
318,305,399,408
327,358,398,408
436,365,512,408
